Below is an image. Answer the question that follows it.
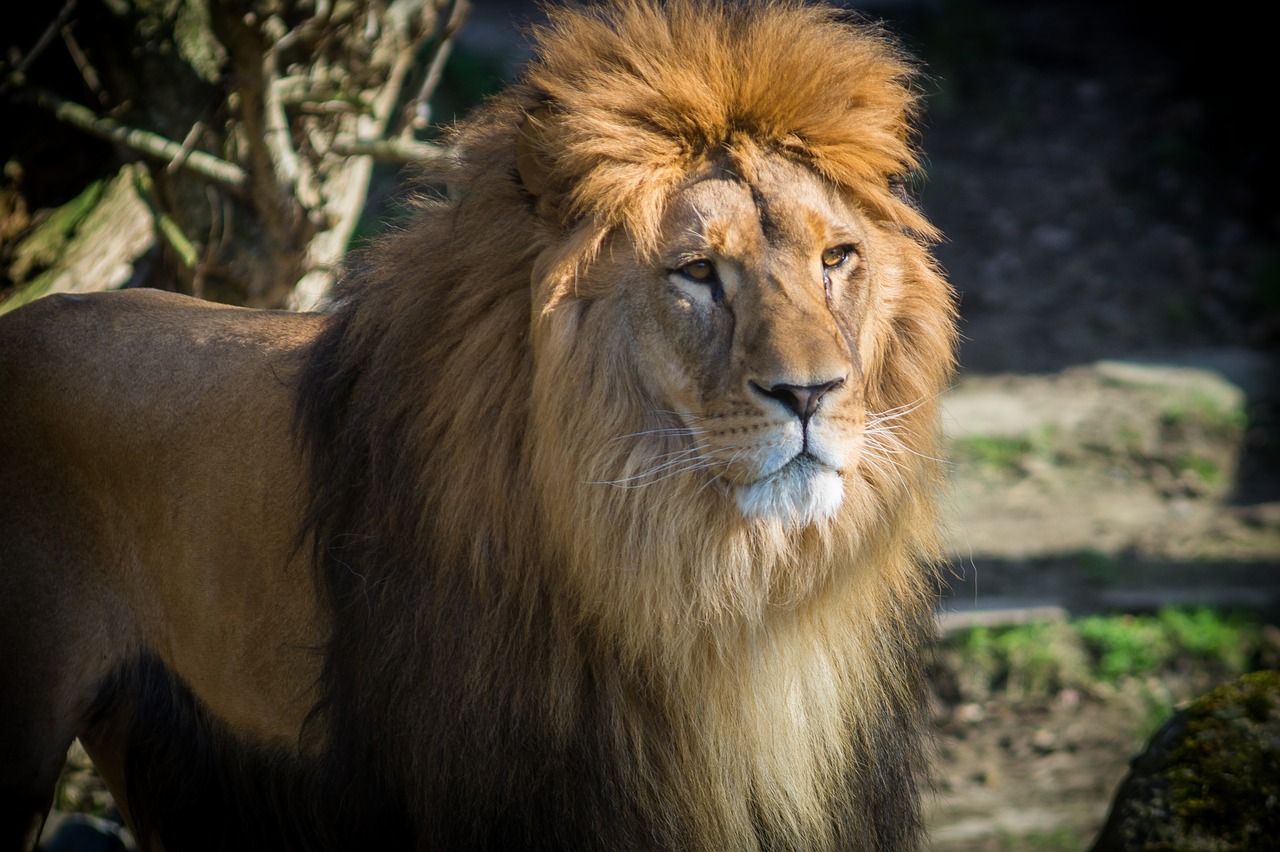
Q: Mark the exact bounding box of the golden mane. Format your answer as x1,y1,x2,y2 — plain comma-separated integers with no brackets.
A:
520,0,936,246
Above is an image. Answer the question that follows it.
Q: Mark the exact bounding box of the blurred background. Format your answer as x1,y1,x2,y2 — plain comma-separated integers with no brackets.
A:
3,0,1277,849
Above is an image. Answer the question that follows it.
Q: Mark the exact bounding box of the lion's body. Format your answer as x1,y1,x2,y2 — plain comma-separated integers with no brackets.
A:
0,2,955,850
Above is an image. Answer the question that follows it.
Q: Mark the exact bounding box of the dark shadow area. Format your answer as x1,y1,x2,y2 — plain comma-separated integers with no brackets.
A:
937,552,1280,626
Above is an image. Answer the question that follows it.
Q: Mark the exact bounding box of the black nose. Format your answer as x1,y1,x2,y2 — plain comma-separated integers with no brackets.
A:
752,378,844,425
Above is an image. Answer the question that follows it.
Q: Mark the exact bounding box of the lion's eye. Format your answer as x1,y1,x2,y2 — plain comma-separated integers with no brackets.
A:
672,258,724,303
821,246,852,269
681,259,716,282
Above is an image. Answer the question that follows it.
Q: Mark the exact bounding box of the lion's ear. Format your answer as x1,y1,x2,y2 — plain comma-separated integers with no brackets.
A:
516,106,555,199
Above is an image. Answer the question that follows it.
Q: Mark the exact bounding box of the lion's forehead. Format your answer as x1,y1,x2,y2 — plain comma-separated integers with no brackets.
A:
663,160,859,271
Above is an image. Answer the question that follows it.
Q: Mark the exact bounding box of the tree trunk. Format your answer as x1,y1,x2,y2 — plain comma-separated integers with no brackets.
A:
5,0,463,308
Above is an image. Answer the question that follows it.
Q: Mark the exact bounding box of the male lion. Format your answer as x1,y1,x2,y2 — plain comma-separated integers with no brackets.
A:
0,1,956,849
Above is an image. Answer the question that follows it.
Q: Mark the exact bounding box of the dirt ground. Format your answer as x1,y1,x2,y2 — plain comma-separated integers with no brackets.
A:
31,0,1280,849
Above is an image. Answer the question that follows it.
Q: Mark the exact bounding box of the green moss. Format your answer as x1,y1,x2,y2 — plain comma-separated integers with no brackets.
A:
1091,671,1280,850
1164,671,1280,845
7,180,105,283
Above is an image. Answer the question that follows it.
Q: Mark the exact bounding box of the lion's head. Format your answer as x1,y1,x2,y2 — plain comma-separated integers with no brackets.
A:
473,0,960,640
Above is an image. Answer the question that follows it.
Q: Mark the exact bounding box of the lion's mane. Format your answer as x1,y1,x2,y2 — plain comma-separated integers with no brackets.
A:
290,1,956,849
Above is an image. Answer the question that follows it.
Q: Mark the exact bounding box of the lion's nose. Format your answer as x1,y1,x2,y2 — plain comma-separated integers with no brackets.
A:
752,378,845,425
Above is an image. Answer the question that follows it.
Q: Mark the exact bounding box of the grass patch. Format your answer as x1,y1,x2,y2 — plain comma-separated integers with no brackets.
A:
1158,608,1258,672
945,608,1263,700
951,620,1090,700
1173,453,1224,487
1077,614,1174,681
952,429,1056,474
953,435,1032,471
996,826,1091,851
1160,391,1248,437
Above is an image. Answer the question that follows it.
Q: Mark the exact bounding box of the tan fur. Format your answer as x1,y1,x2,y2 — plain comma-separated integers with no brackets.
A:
0,2,955,849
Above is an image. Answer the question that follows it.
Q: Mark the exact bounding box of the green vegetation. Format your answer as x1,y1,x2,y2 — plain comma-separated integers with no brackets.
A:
952,428,1055,474
1172,453,1223,487
994,826,1087,851
1159,390,1248,437
954,620,1089,700
953,435,1032,471
946,607,1263,698
1159,607,1259,672
7,179,105,284
2,179,106,315
944,608,1267,748
1076,614,1173,682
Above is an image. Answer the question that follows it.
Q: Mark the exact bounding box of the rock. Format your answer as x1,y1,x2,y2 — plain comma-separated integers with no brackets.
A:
1090,670,1280,851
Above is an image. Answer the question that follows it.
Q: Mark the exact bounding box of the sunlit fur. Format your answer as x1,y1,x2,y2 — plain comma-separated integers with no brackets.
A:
292,2,957,849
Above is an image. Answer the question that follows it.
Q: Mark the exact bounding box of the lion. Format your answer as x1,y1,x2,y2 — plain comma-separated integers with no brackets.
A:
0,1,956,849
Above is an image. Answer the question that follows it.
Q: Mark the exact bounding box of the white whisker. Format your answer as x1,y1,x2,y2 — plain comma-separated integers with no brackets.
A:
865,388,950,427
589,447,708,486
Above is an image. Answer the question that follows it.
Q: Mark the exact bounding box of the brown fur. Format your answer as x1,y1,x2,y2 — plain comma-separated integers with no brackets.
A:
0,2,955,850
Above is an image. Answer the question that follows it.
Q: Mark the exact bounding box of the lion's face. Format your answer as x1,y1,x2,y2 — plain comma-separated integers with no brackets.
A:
614,153,874,528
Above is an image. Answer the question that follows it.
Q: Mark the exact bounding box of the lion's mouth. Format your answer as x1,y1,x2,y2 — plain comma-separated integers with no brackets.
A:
758,449,833,481
736,452,844,527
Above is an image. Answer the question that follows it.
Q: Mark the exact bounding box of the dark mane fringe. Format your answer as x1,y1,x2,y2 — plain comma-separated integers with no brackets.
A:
290,281,670,847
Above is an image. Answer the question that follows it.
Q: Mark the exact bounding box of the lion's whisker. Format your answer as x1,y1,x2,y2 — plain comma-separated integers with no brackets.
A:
863,432,951,466
866,389,948,425
587,445,722,487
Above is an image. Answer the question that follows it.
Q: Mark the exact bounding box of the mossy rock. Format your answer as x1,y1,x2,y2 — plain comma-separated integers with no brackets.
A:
1091,670,1280,851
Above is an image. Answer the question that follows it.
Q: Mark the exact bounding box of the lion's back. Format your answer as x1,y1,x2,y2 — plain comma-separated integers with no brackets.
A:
0,291,322,521
0,289,328,742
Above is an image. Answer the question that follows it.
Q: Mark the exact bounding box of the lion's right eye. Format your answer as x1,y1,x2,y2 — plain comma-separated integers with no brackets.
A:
674,259,725,302
680,260,716,282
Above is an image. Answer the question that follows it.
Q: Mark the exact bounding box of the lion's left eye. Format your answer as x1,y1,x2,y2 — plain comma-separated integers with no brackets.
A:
821,246,854,269
680,259,716,282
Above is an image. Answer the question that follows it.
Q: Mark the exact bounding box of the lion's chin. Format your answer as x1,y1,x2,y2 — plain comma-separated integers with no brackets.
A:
735,459,844,529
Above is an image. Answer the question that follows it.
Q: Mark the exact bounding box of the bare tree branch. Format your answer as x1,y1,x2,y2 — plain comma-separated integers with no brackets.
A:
0,0,78,98
329,136,445,163
59,23,108,107
5,0,457,309
167,120,206,175
400,0,471,134
134,168,199,268
15,83,248,192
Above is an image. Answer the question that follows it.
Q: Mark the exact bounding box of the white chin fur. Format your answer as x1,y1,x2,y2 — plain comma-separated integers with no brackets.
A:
736,464,844,528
